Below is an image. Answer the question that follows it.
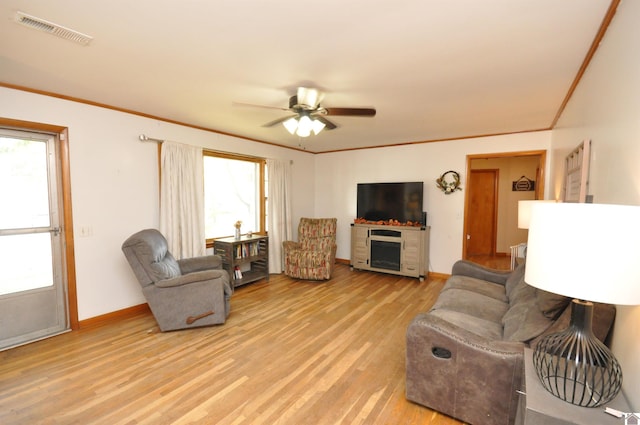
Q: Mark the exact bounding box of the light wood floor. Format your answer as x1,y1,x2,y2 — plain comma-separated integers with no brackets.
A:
466,254,511,271
0,264,468,425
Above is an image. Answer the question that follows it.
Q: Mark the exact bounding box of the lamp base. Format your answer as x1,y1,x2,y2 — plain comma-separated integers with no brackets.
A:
533,299,622,407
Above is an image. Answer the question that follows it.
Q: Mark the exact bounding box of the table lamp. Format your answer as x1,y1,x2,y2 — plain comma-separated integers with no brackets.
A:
518,199,556,229
524,202,640,407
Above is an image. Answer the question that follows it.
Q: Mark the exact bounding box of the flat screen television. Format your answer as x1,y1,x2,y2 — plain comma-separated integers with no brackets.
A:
356,182,424,224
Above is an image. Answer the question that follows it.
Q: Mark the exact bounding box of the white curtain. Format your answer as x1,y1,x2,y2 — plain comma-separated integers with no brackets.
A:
267,158,293,273
159,141,205,259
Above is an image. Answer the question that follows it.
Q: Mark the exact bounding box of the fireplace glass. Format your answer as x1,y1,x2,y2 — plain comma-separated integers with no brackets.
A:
370,240,401,271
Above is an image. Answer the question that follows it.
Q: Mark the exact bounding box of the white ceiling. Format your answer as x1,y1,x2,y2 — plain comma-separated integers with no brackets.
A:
0,0,614,153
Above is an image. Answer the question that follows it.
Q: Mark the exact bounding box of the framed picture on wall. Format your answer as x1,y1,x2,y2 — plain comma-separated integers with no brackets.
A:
563,139,591,203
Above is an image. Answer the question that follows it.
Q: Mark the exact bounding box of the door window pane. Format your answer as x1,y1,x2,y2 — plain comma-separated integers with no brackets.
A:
0,138,50,229
0,233,53,296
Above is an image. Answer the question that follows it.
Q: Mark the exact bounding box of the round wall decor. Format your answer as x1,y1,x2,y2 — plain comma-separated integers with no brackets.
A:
436,170,462,194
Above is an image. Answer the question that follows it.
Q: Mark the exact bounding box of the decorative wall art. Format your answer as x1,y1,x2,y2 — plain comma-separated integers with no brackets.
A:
563,139,591,203
436,170,462,195
512,176,535,191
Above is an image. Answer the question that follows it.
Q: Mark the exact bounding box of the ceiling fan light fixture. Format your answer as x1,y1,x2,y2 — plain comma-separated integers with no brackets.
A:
297,87,323,109
283,117,298,135
248,86,376,136
282,115,325,137
296,115,313,137
312,119,326,135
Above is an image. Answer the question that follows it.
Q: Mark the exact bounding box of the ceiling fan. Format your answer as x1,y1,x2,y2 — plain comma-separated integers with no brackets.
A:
235,87,376,137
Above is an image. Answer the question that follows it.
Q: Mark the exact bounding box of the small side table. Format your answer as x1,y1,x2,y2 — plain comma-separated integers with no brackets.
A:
213,234,269,288
516,348,631,425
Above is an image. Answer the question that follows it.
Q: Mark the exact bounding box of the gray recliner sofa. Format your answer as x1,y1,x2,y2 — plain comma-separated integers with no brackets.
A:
122,229,232,331
406,260,616,425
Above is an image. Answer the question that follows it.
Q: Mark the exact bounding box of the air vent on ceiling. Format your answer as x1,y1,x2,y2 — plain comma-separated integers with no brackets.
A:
14,11,93,46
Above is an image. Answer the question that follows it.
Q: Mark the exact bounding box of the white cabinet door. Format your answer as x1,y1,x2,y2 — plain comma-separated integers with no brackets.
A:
350,225,370,269
401,230,421,277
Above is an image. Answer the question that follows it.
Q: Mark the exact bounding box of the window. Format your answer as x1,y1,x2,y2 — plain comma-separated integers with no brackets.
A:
203,151,266,245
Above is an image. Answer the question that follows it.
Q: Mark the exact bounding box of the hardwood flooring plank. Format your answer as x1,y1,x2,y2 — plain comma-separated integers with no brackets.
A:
0,264,467,425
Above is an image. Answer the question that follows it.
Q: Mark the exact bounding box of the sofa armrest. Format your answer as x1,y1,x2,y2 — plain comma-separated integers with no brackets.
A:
178,255,223,274
451,259,512,285
406,312,524,425
282,241,301,252
156,269,226,288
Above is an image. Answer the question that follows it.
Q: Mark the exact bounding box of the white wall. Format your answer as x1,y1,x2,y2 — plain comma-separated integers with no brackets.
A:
0,86,315,320
314,131,551,274
550,0,640,409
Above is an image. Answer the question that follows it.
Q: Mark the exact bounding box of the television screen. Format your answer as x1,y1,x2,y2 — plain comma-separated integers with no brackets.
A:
357,182,424,223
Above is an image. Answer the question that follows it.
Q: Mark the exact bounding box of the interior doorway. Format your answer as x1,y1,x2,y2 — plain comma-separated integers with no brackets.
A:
463,150,546,269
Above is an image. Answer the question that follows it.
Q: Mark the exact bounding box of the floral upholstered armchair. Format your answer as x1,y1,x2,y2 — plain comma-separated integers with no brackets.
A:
283,218,337,280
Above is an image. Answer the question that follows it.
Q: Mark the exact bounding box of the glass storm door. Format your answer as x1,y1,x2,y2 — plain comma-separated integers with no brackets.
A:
0,129,69,350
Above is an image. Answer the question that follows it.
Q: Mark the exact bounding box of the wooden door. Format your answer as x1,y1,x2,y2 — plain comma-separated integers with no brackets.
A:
465,169,498,256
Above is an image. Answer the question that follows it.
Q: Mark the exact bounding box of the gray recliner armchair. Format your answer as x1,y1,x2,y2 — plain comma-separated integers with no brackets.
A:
122,229,232,331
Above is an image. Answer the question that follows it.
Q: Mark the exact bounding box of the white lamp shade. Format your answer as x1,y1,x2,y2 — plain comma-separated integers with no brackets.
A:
281,115,325,137
311,119,326,135
518,200,556,229
524,202,640,305
296,115,313,137
282,117,298,134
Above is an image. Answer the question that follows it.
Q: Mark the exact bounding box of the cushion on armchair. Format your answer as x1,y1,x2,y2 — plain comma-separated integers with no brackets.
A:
301,236,334,251
123,228,182,283
286,250,332,268
150,255,181,281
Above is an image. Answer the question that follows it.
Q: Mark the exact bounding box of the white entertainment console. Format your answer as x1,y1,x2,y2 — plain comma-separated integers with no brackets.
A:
350,223,430,281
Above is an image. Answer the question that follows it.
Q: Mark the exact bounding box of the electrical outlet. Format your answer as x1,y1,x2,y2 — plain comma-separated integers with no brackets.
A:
79,226,93,237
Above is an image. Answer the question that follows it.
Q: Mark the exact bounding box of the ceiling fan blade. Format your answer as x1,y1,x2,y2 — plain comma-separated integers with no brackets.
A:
233,101,289,111
313,115,337,130
324,107,376,117
262,115,296,128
